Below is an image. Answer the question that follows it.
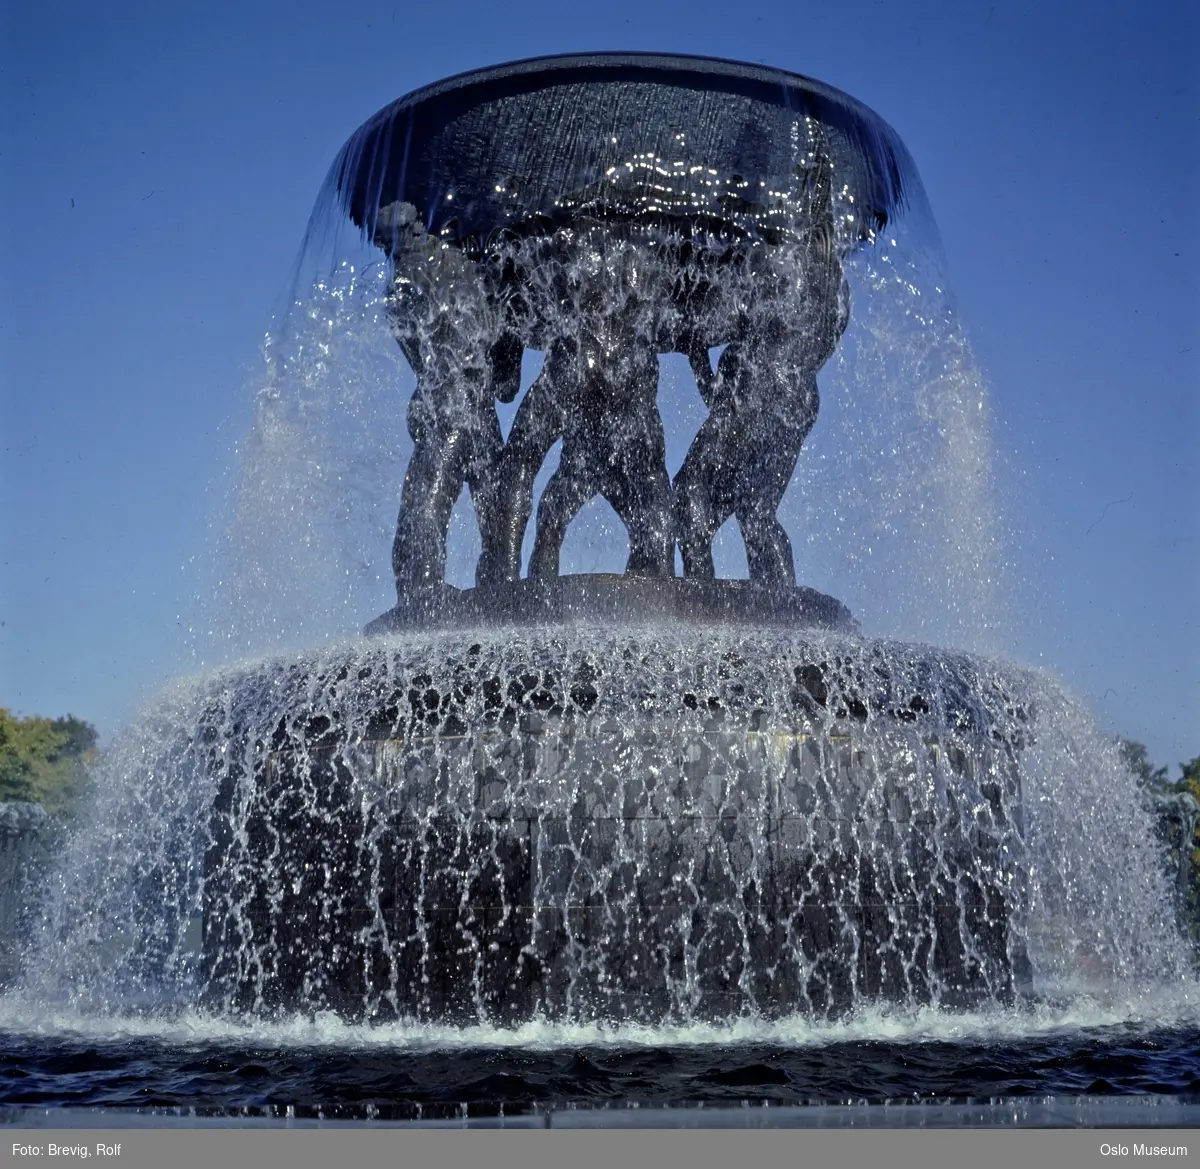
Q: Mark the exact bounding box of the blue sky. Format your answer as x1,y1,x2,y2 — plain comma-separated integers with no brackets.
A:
2,0,1196,769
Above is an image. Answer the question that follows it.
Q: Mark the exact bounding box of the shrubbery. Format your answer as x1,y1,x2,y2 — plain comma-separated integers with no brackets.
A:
0,708,98,816
1122,739,1200,946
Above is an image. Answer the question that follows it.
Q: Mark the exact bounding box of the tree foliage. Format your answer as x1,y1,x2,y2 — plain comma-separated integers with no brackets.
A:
1123,739,1200,946
0,708,98,815
1179,755,1200,935
1119,738,1170,789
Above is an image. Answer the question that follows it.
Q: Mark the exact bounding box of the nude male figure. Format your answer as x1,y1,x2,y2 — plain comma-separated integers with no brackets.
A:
377,202,522,601
673,165,848,589
478,236,674,586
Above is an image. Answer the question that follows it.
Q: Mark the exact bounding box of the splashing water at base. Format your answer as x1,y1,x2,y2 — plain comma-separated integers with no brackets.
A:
11,624,1195,1032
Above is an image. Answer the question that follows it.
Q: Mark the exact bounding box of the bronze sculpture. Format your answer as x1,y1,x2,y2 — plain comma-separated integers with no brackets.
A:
334,52,914,615
193,56,1038,1022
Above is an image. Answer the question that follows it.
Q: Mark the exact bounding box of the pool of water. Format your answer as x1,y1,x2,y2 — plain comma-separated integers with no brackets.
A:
3,1002,1198,1124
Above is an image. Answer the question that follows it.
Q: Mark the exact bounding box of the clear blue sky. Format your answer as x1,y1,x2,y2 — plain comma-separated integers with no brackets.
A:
2,0,1196,769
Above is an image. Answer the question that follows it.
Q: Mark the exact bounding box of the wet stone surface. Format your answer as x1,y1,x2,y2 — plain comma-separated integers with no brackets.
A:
197,626,1030,1023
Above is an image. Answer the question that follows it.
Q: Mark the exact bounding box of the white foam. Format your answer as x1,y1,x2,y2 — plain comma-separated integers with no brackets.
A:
2,990,1196,1051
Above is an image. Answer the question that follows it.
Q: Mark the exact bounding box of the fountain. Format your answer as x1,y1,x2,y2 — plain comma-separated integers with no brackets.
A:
190,53,1032,1022
17,54,1193,1031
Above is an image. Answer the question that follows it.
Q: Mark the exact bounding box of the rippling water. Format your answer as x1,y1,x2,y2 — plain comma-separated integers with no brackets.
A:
3,1002,1198,1121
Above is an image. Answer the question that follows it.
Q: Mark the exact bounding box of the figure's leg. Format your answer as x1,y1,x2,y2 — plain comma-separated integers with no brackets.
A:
672,341,750,578
734,370,820,589
463,404,507,590
673,416,740,579
611,471,674,577
476,342,572,587
608,415,674,578
584,345,672,578
734,442,800,587
471,326,526,585
617,463,675,577
392,391,474,598
527,447,596,582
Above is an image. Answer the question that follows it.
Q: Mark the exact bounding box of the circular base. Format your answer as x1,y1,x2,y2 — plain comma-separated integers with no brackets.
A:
198,623,1031,1023
365,575,858,636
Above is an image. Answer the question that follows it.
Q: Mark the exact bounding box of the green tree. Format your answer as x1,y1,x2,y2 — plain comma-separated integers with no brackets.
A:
0,711,37,802
1118,739,1200,946
0,708,98,814
1180,755,1200,791
1177,756,1200,935
1119,738,1169,789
